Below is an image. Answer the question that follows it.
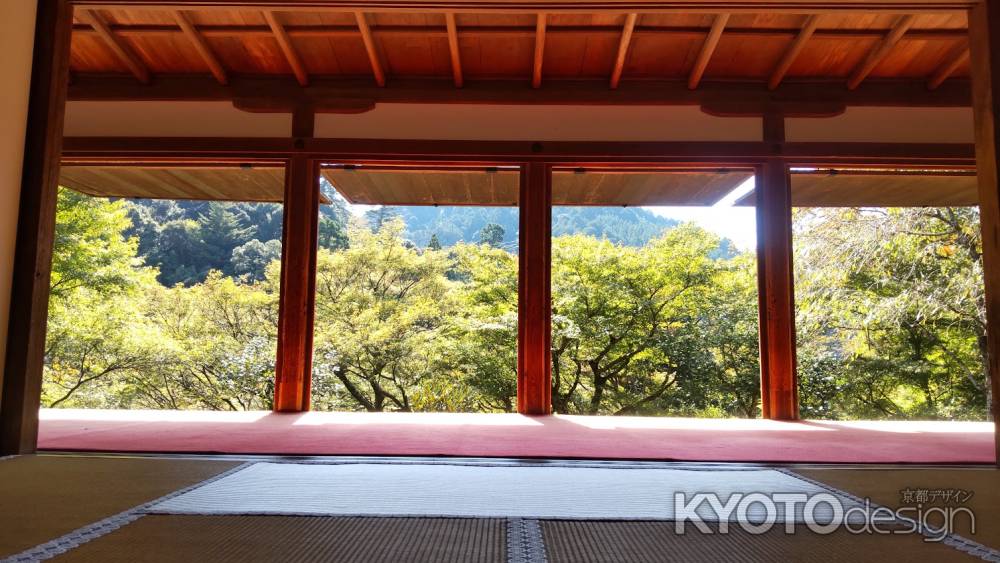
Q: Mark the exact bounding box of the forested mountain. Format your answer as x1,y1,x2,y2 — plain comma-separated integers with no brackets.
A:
121,195,683,287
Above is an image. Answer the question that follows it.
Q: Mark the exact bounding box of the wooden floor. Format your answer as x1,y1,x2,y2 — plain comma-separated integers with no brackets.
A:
38,408,996,464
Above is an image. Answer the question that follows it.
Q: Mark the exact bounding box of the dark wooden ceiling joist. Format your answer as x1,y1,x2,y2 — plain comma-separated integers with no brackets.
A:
847,14,917,90
610,13,638,89
264,11,310,86
355,12,387,87
445,13,463,88
768,14,820,90
66,75,973,112
172,10,228,85
687,13,729,90
75,9,151,84
533,13,547,89
927,41,970,90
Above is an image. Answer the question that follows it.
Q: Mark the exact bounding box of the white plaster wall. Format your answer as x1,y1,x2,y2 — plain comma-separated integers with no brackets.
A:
315,104,763,141
786,107,975,144
64,101,292,138
0,0,37,392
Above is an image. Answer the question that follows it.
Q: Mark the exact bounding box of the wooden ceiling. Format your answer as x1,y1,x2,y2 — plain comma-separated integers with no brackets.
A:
68,8,972,92
738,169,978,206
60,164,288,202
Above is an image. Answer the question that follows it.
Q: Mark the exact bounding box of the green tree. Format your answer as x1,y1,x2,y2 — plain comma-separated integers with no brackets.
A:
477,223,505,247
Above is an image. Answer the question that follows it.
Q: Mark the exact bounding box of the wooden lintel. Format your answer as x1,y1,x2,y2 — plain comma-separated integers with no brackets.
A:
928,41,970,90
967,0,1000,463
356,12,387,87
265,11,310,87
768,14,821,90
847,14,917,90
445,13,463,88
688,13,729,90
274,155,319,412
1,0,74,455
67,75,974,109
75,9,151,84
610,13,638,89
518,161,552,415
532,13,547,89
173,10,228,85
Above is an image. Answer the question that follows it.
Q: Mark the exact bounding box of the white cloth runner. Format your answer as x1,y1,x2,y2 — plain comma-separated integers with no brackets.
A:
149,462,857,523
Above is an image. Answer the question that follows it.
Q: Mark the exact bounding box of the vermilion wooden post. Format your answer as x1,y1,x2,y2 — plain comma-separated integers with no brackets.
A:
968,0,1000,462
755,159,799,420
1,0,73,455
274,155,319,412
517,161,552,415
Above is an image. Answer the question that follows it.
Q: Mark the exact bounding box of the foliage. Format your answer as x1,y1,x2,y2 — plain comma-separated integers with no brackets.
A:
43,187,990,422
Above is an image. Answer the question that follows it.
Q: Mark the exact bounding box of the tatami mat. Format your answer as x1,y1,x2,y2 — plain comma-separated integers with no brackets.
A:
0,455,239,558
795,467,1000,550
51,516,507,563
148,462,838,521
542,520,980,563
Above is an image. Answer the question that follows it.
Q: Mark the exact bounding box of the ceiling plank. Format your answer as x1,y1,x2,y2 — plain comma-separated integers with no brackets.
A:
610,13,638,89
75,9,151,84
687,13,729,90
264,11,309,87
847,14,916,90
356,12,387,87
173,10,228,85
768,14,820,91
445,13,463,88
533,13,547,88
927,41,970,90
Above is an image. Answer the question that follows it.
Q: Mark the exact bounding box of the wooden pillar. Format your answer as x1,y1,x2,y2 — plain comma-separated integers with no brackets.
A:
756,158,799,421
273,155,319,412
968,0,1000,459
0,0,73,455
517,162,552,415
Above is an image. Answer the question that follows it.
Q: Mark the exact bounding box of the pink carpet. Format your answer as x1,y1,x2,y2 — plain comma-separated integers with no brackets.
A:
37,409,996,464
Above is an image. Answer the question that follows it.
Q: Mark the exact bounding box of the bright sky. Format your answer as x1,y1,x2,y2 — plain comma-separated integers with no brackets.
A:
339,177,759,251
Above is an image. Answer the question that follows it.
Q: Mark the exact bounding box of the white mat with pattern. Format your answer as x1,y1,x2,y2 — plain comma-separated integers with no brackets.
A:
148,462,858,523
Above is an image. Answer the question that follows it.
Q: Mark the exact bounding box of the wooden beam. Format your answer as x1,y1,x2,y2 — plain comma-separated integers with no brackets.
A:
518,161,552,415
68,75,974,110
928,41,970,90
533,13,547,89
1,0,74,455
610,13,638,89
356,12,387,87
768,14,820,91
445,13,463,88
173,10,228,85
688,13,729,90
968,0,1000,463
75,9,150,84
264,11,309,87
847,14,916,90
274,155,319,412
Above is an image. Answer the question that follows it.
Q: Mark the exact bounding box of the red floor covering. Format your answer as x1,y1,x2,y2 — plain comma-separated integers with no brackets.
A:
38,409,996,464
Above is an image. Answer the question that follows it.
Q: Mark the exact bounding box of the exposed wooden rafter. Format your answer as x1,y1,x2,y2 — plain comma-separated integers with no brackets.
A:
533,13,547,88
610,13,638,89
264,11,309,87
688,13,729,90
445,13,463,88
173,10,228,85
356,12,387,87
847,14,916,90
768,14,820,90
76,9,151,84
927,41,970,90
